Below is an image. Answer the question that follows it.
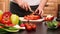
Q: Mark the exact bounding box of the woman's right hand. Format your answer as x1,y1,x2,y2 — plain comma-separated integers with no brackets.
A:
14,0,30,11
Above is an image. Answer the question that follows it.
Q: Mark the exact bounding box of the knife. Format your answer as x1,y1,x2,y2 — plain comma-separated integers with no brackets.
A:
28,7,36,15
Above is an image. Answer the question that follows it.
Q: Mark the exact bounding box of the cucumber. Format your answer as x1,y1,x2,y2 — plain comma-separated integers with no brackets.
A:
3,29,19,32
0,28,8,34
53,21,58,26
47,21,58,29
0,23,20,32
47,22,53,28
3,27,20,32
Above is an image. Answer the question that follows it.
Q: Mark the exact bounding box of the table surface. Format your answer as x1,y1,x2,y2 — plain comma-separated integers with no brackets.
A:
6,21,60,34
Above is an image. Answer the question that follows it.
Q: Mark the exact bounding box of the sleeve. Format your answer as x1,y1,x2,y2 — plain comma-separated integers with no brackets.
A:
10,0,13,1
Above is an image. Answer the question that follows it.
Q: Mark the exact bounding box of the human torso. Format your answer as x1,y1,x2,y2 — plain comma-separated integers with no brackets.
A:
23,0,41,6
11,0,41,6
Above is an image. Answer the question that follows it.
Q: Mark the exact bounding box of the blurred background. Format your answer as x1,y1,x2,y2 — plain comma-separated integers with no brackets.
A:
0,0,9,12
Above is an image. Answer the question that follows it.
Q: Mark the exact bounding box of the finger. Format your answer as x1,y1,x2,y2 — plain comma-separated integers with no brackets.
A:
41,10,43,16
21,2,26,9
23,5,25,9
25,4,28,11
28,5,33,12
39,10,43,17
19,4,24,9
35,10,38,14
23,4,26,9
35,9,39,14
19,3,25,9
19,4,23,8
35,9,38,13
24,3,29,11
28,6,31,10
39,11,41,14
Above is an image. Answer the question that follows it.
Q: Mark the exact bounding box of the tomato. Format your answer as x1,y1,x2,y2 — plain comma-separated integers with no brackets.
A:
26,25,32,31
24,16,29,20
29,23,33,26
49,17,54,20
44,17,48,21
1,12,12,24
29,23,36,30
25,23,29,27
44,15,54,21
33,15,40,20
24,15,40,20
34,15,40,19
44,17,54,21
20,23,25,27
32,24,36,30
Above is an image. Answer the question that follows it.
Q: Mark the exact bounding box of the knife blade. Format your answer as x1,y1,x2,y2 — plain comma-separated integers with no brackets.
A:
28,7,36,15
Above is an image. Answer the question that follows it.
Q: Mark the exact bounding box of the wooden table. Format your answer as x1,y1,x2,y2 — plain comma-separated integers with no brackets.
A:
6,21,60,34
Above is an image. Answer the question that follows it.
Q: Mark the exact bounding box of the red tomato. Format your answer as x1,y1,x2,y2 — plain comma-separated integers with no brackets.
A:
29,23,33,26
20,23,25,27
44,16,54,21
32,24,36,30
29,23,36,30
24,15,40,20
33,15,40,20
44,17,48,21
25,23,29,27
26,25,32,31
49,17,54,20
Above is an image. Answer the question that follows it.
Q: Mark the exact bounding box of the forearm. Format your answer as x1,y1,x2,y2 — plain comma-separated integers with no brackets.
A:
39,0,48,9
13,0,22,4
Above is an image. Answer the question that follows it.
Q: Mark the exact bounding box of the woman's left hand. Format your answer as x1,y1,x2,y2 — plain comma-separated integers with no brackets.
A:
35,7,43,16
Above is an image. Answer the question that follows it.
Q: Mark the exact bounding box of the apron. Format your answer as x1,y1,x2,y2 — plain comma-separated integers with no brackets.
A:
10,2,38,17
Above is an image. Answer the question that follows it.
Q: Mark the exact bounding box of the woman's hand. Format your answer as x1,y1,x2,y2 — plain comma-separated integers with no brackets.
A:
35,7,43,16
15,0,30,11
35,0,47,16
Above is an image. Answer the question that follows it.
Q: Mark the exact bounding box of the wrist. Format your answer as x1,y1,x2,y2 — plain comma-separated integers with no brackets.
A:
38,5,43,10
14,0,22,3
